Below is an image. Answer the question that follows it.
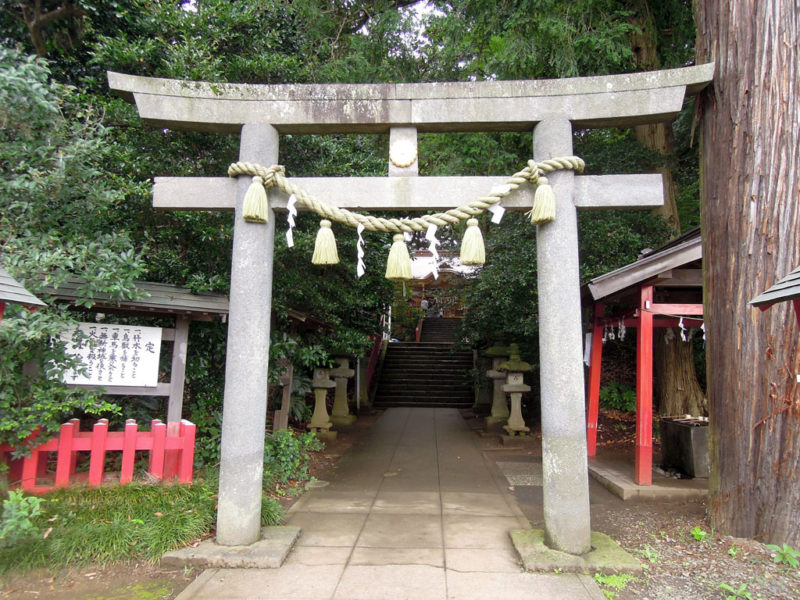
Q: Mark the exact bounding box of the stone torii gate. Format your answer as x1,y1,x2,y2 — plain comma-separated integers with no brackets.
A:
109,63,713,555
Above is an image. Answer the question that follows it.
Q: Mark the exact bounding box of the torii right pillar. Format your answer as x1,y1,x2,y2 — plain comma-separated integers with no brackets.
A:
534,119,591,554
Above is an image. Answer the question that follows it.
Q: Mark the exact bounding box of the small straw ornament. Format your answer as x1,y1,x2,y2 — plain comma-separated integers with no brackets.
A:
385,234,412,280
242,176,269,223
460,218,485,265
312,220,339,265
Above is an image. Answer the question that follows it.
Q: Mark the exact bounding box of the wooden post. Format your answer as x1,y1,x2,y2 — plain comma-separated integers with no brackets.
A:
586,303,605,456
120,419,138,484
635,285,654,485
167,316,190,422
149,419,167,480
178,420,196,484
55,421,75,487
88,419,109,486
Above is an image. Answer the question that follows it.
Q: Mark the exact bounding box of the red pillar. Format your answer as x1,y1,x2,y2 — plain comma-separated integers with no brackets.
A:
635,285,654,485
586,303,605,456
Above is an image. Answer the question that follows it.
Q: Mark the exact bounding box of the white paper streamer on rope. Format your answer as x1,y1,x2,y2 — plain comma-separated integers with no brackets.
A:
356,223,366,278
679,317,687,342
425,224,440,280
285,193,298,248
701,322,706,341
488,184,511,224
404,231,413,243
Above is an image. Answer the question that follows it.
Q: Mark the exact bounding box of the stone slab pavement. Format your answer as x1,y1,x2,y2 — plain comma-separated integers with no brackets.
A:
177,408,605,600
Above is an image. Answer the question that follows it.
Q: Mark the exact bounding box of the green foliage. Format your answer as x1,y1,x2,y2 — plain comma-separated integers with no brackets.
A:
594,572,636,599
0,490,43,548
599,382,637,413
728,543,741,557
427,0,638,81
637,543,660,564
0,482,218,572
263,429,324,485
718,582,754,600
261,496,284,527
0,45,144,449
766,543,800,568
690,525,709,542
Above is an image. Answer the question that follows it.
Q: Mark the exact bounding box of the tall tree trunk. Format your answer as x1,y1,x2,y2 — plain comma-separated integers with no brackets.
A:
695,0,800,545
631,1,706,417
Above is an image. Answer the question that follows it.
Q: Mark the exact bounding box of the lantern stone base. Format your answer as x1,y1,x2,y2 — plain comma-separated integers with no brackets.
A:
330,413,357,427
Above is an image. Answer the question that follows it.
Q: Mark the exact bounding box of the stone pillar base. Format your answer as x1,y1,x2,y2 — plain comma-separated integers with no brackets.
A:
485,415,508,433
312,429,338,442
330,414,357,427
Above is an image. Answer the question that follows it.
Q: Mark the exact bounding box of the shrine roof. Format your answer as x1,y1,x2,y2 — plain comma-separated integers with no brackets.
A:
43,278,228,321
0,266,46,308
750,265,800,308
584,228,702,302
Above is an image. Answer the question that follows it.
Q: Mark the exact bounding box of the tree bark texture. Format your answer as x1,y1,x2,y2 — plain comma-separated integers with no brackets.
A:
631,3,705,417
653,329,707,417
695,0,800,545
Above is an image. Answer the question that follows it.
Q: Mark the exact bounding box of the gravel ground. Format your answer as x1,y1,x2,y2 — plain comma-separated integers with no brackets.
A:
476,409,800,600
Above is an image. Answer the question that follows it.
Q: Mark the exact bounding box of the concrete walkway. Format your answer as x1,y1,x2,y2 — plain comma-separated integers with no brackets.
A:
177,408,604,600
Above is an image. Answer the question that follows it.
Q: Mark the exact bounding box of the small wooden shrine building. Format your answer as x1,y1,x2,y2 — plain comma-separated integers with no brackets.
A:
582,229,703,485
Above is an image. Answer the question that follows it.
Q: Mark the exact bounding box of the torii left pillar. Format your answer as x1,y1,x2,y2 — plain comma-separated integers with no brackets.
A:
216,123,277,546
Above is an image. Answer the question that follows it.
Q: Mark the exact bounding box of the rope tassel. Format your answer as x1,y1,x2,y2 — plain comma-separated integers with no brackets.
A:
529,177,555,225
312,220,339,265
460,218,485,266
385,234,412,280
242,176,269,223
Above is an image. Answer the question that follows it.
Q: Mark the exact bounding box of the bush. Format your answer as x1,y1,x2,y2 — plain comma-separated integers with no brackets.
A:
0,490,43,548
0,481,219,572
599,381,637,412
263,429,324,485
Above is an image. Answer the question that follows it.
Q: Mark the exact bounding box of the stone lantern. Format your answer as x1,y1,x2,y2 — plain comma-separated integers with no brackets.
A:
498,344,532,436
484,344,511,431
329,355,356,427
309,368,337,440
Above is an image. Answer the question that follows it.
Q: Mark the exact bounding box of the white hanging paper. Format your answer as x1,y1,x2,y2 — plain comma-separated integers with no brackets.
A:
679,317,687,342
356,223,366,278
403,231,413,243
425,224,440,280
285,194,297,248
488,204,506,224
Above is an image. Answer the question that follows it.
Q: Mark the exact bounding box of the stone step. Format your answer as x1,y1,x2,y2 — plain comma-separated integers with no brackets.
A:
381,361,472,369
374,380,471,389
373,399,473,408
377,385,473,397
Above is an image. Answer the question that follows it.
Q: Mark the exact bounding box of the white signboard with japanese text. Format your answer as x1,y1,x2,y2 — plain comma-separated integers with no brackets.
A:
60,323,162,387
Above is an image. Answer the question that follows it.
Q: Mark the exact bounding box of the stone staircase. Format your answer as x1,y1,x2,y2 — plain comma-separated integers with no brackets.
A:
374,319,473,408
419,317,462,343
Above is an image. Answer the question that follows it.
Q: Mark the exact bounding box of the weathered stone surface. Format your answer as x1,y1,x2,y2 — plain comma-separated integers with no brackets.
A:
215,123,277,547
161,526,300,569
534,119,592,555
511,529,642,574
152,173,664,212
107,63,713,133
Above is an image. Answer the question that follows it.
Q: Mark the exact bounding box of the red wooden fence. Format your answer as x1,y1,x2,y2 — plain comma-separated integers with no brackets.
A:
0,418,196,494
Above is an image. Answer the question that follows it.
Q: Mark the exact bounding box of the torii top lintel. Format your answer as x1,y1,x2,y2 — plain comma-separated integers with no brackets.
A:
107,63,713,135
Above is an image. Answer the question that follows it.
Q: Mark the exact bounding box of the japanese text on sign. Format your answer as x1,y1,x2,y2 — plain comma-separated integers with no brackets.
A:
60,323,162,387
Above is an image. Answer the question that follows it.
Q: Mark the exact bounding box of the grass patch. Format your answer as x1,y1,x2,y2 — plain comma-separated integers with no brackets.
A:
0,480,224,572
